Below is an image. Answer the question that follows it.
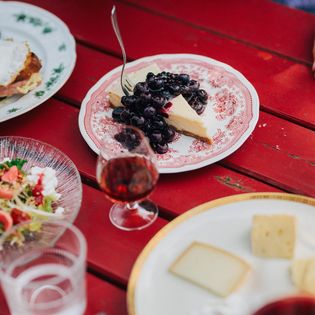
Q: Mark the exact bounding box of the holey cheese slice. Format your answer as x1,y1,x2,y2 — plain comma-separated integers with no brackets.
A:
169,242,251,297
251,214,296,259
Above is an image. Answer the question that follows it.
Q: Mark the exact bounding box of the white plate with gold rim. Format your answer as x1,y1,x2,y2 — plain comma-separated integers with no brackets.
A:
79,53,259,173
127,193,315,315
0,1,76,122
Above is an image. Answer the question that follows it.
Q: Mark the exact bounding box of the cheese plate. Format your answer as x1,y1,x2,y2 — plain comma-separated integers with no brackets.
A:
127,193,315,315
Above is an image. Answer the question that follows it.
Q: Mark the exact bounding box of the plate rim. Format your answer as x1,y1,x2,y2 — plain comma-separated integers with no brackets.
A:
127,192,315,315
79,53,259,174
0,1,76,122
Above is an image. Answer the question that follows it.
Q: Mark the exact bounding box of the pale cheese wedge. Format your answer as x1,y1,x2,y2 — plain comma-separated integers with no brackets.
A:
291,258,309,290
169,242,251,297
251,214,296,259
292,258,315,295
108,63,161,107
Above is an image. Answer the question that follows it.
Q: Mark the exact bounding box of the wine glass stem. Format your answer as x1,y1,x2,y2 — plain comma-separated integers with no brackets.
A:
126,202,139,210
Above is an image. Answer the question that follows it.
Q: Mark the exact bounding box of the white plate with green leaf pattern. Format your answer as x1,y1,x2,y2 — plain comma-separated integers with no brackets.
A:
0,1,76,122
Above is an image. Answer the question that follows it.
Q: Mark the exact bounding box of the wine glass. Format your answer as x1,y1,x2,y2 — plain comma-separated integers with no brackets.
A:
96,123,159,231
253,296,315,315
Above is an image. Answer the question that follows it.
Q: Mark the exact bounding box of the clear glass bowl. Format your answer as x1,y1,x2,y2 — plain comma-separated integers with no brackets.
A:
0,136,82,223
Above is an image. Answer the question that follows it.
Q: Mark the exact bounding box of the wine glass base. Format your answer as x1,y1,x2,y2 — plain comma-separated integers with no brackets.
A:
109,200,158,231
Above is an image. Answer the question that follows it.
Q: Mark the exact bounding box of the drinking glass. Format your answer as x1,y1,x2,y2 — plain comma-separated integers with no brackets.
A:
253,296,315,315
96,124,159,231
0,220,87,315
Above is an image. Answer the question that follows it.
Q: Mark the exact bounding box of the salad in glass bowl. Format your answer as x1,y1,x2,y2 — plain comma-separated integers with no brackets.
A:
0,136,82,246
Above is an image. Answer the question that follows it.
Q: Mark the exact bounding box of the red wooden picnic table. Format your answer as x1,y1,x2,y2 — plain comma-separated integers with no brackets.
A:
0,0,314,314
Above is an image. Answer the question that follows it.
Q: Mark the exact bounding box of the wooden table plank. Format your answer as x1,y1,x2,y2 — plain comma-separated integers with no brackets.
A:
223,111,315,196
85,273,127,315
124,0,315,64
0,273,128,315
10,0,315,127
0,98,312,203
76,184,167,284
0,99,286,210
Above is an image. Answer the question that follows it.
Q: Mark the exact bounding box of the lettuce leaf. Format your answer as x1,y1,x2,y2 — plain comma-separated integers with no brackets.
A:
0,158,27,170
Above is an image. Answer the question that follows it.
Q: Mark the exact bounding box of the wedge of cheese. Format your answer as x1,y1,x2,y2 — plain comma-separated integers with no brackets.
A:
292,258,315,295
108,64,161,107
251,214,296,259
169,242,251,297
291,259,309,290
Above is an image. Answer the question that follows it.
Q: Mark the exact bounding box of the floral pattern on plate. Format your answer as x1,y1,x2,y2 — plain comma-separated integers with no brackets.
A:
0,2,76,122
79,54,259,173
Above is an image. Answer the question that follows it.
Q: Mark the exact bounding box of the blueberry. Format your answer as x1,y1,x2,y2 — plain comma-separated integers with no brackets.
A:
121,95,138,109
134,82,149,96
120,109,131,123
183,92,194,103
197,89,208,103
151,118,165,130
168,85,181,96
160,90,172,101
112,107,124,122
164,127,176,142
189,80,200,91
144,106,156,118
178,74,190,85
149,78,164,91
146,72,155,80
152,95,166,108
130,115,145,128
150,131,164,143
180,85,191,95
191,101,205,115
152,142,168,154
140,92,152,104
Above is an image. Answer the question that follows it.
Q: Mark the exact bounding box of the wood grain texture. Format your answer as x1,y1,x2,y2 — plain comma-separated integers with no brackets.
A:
76,184,167,283
0,99,284,206
85,273,127,315
123,0,315,64
12,0,315,127
0,273,128,315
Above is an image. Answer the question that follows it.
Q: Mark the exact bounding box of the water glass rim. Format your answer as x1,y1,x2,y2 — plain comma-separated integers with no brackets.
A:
0,219,87,274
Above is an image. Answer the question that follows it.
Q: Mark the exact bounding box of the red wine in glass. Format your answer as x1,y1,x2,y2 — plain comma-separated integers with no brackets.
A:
99,155,159,203
96,124,159,231
253,296,315,315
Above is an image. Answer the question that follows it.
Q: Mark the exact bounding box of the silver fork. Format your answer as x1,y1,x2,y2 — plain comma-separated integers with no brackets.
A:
111,5,133,96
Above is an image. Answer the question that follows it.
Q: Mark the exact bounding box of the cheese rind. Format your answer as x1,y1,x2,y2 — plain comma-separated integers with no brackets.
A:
291,259,309,290
251,214,296,259
169,242,251,297
292,258,315,295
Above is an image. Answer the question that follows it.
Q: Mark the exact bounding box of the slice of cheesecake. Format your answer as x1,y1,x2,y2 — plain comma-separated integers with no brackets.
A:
163,94,212,144
108,64,212,144
108,64,161,107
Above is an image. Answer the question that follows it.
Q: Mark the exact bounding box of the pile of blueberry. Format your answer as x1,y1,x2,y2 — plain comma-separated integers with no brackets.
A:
112,71,208,154
114,127,140,151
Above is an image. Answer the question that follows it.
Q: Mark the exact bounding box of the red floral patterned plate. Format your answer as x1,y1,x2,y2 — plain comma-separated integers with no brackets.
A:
79,54,259,173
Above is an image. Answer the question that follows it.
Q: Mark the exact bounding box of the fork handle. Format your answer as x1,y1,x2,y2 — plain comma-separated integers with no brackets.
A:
111,6,129,96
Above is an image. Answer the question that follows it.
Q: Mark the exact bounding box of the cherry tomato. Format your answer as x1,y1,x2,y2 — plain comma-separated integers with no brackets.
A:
0,188,13,200
10,208,31,225
2,166,18,183
0,210,13,231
